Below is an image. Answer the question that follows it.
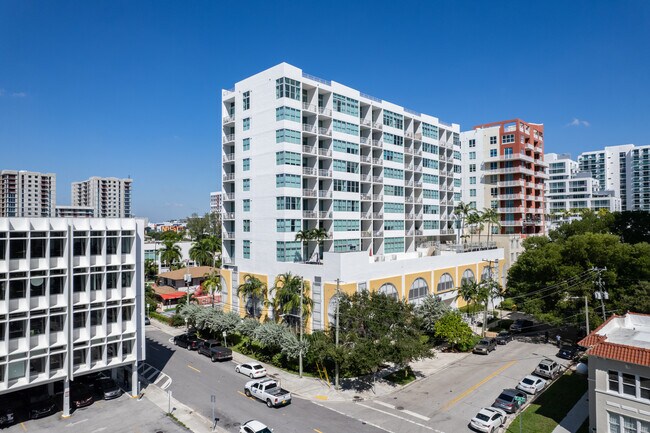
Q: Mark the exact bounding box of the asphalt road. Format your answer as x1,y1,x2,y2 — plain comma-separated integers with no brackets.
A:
319,339,570,433
145,329,386,433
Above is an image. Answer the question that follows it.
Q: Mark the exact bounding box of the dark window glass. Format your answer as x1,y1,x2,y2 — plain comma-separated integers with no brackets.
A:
90,237,102,255
9,320,26,339
122,306,133,322
73,238,87,256
73,349,86,366
91,346,103,362
50,353,64,371
122,271,133,288
90,310,103,326
30,317,45,335
50,315,64,332
30,238,46,258
9,239,26,259
9,280,26,299
50,276,64,295
30,278,46,297
73,312,86,329
107,343,118,358
123,340,133,355
90,274,103,291
49,238,64,257
640,377,650,400
623,373,636,396
106,273,118,289
73,275,86,292
107,308,118,323
0,281,5,300
30,357,46,375
106,238,118,254
0,239,5,260
122,237,133,254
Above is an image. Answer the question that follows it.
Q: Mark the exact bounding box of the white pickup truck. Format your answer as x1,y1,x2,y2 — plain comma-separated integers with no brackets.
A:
244,378,291,408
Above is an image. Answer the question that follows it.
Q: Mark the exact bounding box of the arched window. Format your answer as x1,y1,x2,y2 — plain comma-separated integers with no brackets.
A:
437,273,454,292
481,266,492,281
461,269,475,286
378,283,398,300
408,278,429,305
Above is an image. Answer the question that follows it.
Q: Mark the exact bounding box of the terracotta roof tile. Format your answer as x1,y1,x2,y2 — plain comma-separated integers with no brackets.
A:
589,342,650,367
158,266,216,281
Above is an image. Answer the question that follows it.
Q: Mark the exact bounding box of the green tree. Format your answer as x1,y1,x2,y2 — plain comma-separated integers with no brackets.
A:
294,229,312,262
415,295,451,336
310,227,329,263
186,212,210,241
189,237,214,266
145,259,159,280
434,311,476,351
270,272,312,328
202,269,222,309
159,240,182,268
482,208,500,243
466,211,482,246
145,283,158,314
612,211,650,244
457,279,480,315
237,274,268,319
454,202,472,245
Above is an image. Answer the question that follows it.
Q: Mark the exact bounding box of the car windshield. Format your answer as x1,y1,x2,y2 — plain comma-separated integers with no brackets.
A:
257,428,273,433
253,365,264,370
497,393,514,402
476,413,490,422
522,378,534,385
479,340,489,345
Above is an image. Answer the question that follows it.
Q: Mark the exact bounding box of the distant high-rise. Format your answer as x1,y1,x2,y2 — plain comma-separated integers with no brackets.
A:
72,177,132,218
210,191,222,214
0,170,56,217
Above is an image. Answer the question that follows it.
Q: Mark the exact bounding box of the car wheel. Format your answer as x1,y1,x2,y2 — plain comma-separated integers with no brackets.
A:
249,373,254,379
211,356,216,362
235,367,240,373
187,344,191,350
266,399,273,408
244,389,251,397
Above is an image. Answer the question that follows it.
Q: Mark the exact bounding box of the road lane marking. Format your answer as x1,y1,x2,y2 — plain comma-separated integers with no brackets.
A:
373,400,430,421
20,423,26,432
356,403,444,432
442,360,517,411
314,429,323,433
91,428,107,433
187,365,201,373
66,419,88,427
311,402,396,433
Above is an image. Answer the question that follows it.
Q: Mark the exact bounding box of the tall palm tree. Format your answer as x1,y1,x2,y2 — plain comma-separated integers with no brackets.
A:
270,272,313,328
295,229,313,263
454,202,472,246
237,274,268,319
482,208,500,244
202,269,222,309
457,279,480,316
159,240,181,268
189,238,214,266
476,211,486,247
310,227,329,263
466,211,481,246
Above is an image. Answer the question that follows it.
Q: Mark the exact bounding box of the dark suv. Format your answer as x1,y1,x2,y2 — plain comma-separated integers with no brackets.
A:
473,337,497,355
492,389,527,413
509,319,535,333
173,333,203,350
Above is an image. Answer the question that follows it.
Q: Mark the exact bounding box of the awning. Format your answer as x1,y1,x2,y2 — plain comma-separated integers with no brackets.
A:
158,292,187,301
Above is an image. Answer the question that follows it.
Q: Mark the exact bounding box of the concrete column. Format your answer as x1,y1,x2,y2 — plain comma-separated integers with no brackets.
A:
62,379,71,417
131,362,138,397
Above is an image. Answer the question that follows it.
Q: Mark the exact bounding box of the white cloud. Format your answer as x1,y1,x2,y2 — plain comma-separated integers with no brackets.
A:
0,89,5,96
165,202,185,208
11,92,26,98
567,118,590,127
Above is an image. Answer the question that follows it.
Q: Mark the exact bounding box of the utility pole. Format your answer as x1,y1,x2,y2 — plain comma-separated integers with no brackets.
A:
335,278,340,390
299,277,304,378
584,295,590,334
481,258,499,337
184,260,191,332
593,267,608,321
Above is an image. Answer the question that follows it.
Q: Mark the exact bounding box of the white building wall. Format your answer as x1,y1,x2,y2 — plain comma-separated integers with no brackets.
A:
0,171,56,218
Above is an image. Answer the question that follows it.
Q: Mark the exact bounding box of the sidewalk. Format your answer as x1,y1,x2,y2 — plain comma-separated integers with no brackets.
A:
148,317,470,402
551,392,588,433
142,382,229,433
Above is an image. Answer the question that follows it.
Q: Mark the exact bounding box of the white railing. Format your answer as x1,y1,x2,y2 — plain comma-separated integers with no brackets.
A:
372,176,383,183
303,145,315,154
318,107,332,116
223,212,235,219
318,190,332,198
318,127,331,136
318,148,332,156
303,211,317,218
361,193,372,200
372,158,383,165
222,116,235,124
303,103,317,112
360,119,372,126
373,230,384,236
361,155,372,162
372,194,383,201
303,188,317,197
222,173,236,181
318,211,332,219
372,122,383,129
223,153,235,162
372,212,384,218
372,139,383,147
303,123,316,133
222,134,235,142
303,167,316,175
318,169,331,177
225,193,235,200
360,137,370,144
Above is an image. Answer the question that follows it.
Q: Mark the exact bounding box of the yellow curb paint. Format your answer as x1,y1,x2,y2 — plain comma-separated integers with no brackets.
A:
238,390,254,400
20,422,27,431
314,429,324,433
314,395,328,401
187,365,201,373
442,360,517,411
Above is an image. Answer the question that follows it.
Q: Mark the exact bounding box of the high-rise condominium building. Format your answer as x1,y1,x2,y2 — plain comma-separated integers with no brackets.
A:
219,63,504,330
0,170,56,217
460,119,548,236
72,177,133,218
545,153,620,223
210,191,222,214
55,205,95,218
0,217,146,415
578,144,650,211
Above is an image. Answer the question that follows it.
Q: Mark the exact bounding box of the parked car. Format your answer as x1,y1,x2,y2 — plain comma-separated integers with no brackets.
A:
173,333,203,350
557,345,583,360
240,420,273,433
71,383,94,408
0,407,15,427
492,388,527,413
473,338,497,355
94,377,123,400
198,339,233,362
28,394,58,419
509,319,534,333
236,362,267,379
495,330,513,345
244,378,291,408
516,375,547,395
469,407,507,432
144,317,151,325
534,359,561,379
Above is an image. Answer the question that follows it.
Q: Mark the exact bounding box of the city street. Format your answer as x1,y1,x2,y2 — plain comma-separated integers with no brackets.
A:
144,329,386,433
319,340,568,433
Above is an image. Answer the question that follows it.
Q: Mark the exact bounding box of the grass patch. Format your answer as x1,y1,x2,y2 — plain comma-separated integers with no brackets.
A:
166,413,191,430
384,367,416,385
506,372,587,433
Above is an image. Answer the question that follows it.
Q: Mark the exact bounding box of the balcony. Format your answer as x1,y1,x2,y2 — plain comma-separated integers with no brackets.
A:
223,134,235,143
362,212,372,219
222,231,235,239
318,127,332,136
303,123,317,134
373,230,384,236
498,207,524,213
303,211,317,218
372,176,383,183
406,213,415,220
497,193,523,200
318,169,332,177
303,167,317,176
405,180,414,187
303,145,316,154
318,211,332,219
303,188,317,197
361,193,372,201
318,148,332,157
360,174,371,182
361,230,372,237
303,103,317,112
415,229,423,236
360,119,372,127
372,194,383,201
360,137,370,145
371,139,383,148
404,147,414,155
406,197,414,203
223,153,235,163
361,155,372,163
372,212,384,219
318,107,332,117
372,122,383,129
501,220,523,227
223,173,236,182
372,158,383,165
223,116,235,125
497,180,525,188
224,193,235,200
318,190,332,198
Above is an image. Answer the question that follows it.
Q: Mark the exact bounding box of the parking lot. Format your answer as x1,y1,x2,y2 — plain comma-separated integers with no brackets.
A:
319,339,570,433
2,392,188,433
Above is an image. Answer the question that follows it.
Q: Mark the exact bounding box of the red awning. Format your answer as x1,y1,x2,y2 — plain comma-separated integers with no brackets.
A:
158,292,187,301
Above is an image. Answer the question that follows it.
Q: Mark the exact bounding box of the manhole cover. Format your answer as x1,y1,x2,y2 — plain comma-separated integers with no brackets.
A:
155,430,163,433
352,395,363,401
396,406,404,410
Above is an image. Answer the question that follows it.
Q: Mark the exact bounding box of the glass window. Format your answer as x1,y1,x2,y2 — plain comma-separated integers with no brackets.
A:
383,110,403,129
276,128,301,144
490,149,497,157
333,239,360,252
243,220,250,232
276,77,300,100
243,178,250,191
609,370,620,393
378,282,398,299
276,219,301,232
276,174,301,188
243,117,250,131
333,139,359,155
243,240,250,259
276,196,301,210
276,151,301,166
468,139,476,148
30,238,46,258
490,136,497,145
242,91,250,110
50,238,64,257
276,241,302,262
384,237,404,254
461,269,475,285
243,199,251,212
243,138,250,151
422,123,438,139
333,120,359,136
276,106,301,122
333,93,359,117
9,238,27,259
243,158,250,171
408,278,429,305
437,273,454,292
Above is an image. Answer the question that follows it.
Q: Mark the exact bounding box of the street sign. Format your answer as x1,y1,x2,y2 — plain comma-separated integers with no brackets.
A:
514,396,526,404
222,331,226,337
211,395,216,403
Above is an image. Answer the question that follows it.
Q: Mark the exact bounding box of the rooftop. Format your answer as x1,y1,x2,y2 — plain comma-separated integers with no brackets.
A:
579,313,650,367
158,266,216,281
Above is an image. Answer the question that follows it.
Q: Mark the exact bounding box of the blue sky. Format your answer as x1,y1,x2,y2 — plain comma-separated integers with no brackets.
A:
1,1,648,221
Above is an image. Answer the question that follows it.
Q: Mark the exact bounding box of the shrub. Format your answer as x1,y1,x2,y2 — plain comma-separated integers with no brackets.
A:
500,298,517,311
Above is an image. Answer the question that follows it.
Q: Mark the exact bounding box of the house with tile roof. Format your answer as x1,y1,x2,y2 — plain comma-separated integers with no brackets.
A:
578,312,650,433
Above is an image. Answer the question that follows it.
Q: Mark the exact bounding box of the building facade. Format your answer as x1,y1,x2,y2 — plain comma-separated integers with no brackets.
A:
545,153,620,222
210,191,222,214
627,145,650,211
219,63,504,329
55,205,95,218
578,144,634,211
72,177,133,218
579,313,650,433
0,217,146,414
0,171,56,218
460,119,548,236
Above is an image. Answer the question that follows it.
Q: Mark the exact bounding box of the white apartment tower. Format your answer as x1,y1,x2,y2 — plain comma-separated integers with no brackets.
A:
221,63,462,267
0,170,56,218
0,217,146,415
545,153,620,220
210,191,222,214
72,177,133,218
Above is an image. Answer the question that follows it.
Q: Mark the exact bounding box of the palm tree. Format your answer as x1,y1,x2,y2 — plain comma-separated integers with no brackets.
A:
310,227,329,263
270,272,313,328
454,202,472,246
295,229,313,263
237,274,268,319
159,240,181,269
476,211,486,247
202,269,222,309
457,279,480,316
482,208,500,244
466,211,481,247
145,259,159,281
189,238,214,266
